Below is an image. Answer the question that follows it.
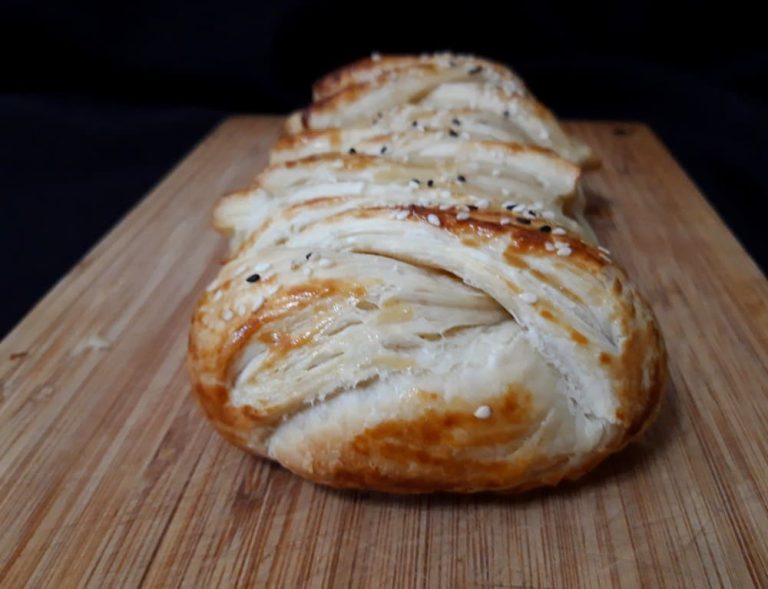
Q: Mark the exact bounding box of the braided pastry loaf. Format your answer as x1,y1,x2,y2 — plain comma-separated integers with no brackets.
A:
189,53,666,493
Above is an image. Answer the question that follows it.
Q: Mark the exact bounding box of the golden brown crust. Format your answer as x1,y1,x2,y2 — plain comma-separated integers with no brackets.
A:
274,130,574,162
294,72,530,133
312,54,523,100
189,277,368,426
272,129,345,153
301,387,544,493
286,61,595,166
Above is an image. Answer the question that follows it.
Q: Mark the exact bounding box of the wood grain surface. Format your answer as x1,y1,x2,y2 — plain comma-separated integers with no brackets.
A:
1,117,767,588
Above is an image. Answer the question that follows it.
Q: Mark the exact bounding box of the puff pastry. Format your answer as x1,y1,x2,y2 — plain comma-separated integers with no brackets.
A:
189,53,666,493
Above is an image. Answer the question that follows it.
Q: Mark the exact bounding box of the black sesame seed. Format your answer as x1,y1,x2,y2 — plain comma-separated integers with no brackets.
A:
348,147,357,154
468,205,479,211
516,217,531,225
457,175,466,183
427,179,434,187
246,273,261,283
539,225,552,233
380,145,387,154
468,66,483,75
452,118,461,126
527,210,537,217
503,110,510,118
505,203,517,211
411,178,421,185
305,252,313,260
449,129,459,137
412,120,418,127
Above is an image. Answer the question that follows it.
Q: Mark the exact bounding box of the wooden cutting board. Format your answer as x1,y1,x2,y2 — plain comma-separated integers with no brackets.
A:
1,117,767,588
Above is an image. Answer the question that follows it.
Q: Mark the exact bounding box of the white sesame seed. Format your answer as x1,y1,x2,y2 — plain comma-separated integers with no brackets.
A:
253,262,272,273
251,295,264,312
393,209,410,220
554,240,568,248
500,217,512,225
213,290,223,302
474,405,492,419
598,245,611,255
545,242,556,251
542,211,556,219
439,189,451,198
456,211,470,221
552,227,567,235
236,303,247,316
533,202,544,210
519,292,538,304
317,258,333,268
501,188,510,197
408,179,420,188
476,198,490,209
439,204,452,211
427,214,441,226
302,266,313,277
556,247,573,257
512,204,527,213
491,169,500,177
221,309,234,321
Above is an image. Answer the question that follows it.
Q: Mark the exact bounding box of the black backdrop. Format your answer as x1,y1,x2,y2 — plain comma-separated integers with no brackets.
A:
2,0,767,336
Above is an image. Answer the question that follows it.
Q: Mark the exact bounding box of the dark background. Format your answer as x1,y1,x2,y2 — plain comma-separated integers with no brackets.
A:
2,0,766,337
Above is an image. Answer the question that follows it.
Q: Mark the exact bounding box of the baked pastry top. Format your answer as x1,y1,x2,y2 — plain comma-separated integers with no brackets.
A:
188,52,666,493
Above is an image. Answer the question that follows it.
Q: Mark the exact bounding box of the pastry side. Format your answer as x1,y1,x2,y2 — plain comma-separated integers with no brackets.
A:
188,52,666,493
